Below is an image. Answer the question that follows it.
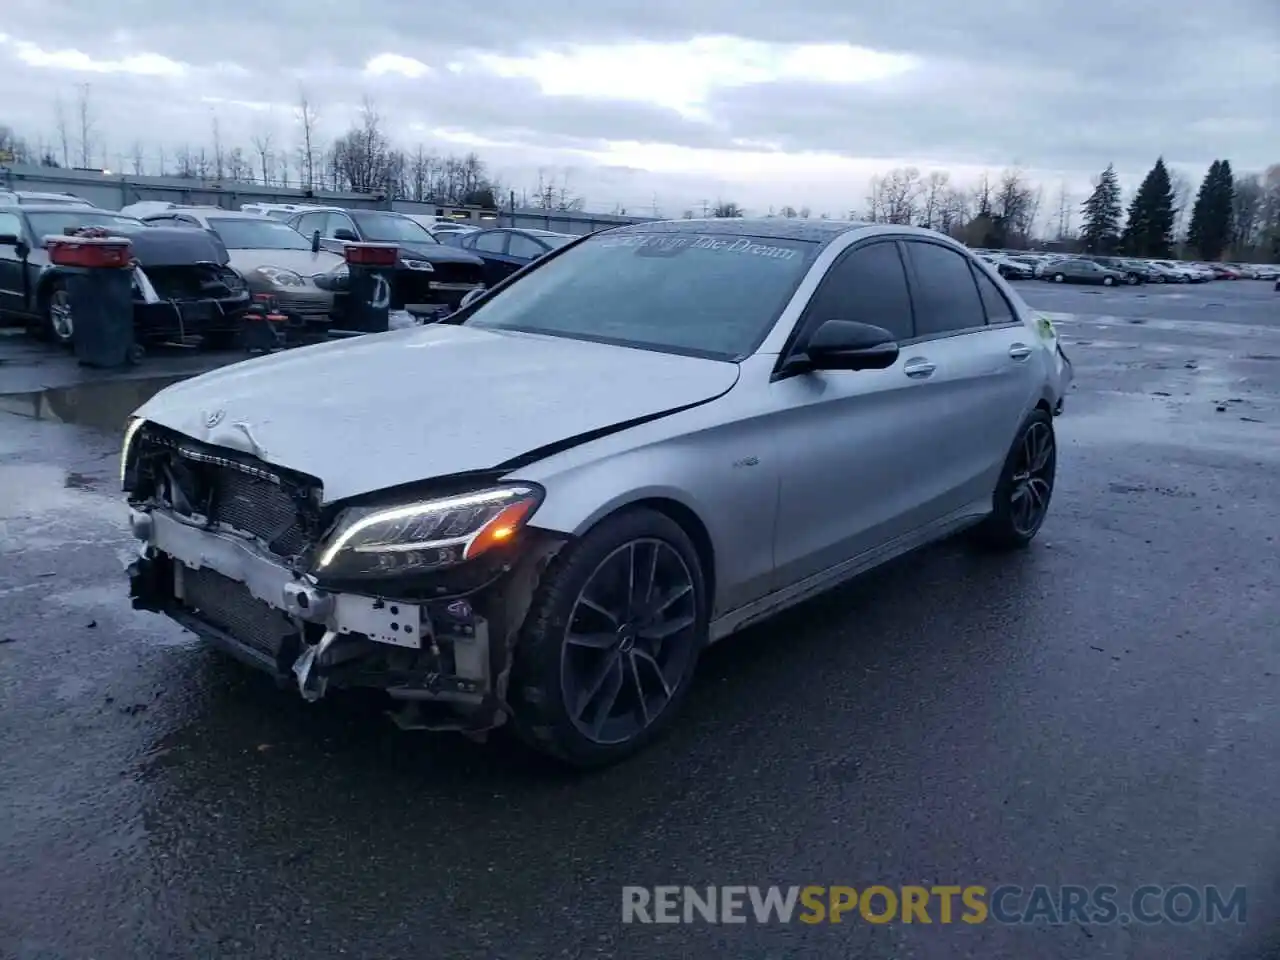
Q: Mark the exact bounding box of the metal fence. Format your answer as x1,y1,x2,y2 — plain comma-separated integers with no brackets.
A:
0,163,656,235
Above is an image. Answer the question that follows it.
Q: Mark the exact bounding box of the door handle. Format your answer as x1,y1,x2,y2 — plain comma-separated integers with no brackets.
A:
903,358,936,378
1008,343,1033,360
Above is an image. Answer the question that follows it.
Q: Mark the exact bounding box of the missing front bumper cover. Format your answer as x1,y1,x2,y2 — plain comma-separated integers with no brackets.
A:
128,508,565,731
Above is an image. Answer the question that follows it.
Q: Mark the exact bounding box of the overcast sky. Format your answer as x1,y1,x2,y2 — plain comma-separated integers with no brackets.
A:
1,0,1276,216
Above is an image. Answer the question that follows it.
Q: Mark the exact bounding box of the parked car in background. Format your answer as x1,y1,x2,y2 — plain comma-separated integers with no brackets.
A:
0,190,93,207
1041,258,1128,286
1146,261,1193,283
448,227,577,286
0,204,248,346
123,218,1072,766
141,208,348,329
240,203,329,221
978,253,1034,280
1089,256,1148,285
1206,263,1241,280
286,207,486,312
1251,264,1279,280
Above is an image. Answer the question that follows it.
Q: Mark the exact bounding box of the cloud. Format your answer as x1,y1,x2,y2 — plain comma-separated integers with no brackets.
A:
0,0,1275,216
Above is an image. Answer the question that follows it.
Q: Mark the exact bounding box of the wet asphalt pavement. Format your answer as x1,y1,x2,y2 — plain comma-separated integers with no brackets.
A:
2,281,1279,960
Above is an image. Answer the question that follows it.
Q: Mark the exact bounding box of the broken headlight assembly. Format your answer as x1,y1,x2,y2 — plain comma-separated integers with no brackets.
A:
312,484,543,581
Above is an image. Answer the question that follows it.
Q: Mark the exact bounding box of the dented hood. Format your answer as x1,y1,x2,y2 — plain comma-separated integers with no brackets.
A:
133,323,740,503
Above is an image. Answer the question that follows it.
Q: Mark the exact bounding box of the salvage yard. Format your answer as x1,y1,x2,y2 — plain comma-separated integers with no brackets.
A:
1,280,1279,960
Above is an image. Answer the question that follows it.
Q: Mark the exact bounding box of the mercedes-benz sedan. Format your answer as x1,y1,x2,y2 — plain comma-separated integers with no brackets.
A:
123,219,1073,767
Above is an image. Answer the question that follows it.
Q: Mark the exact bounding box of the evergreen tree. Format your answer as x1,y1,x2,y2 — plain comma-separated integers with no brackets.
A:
1079,163,1123,253
1187,160,1235,260
1121,157,1177,258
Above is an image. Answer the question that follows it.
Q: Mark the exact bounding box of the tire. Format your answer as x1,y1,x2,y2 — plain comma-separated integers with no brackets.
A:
1126,275,1139,286
511,507,709,768
1102,276,1114,286
43,277,74,346
975,409,1057,550
1052,273,1065,283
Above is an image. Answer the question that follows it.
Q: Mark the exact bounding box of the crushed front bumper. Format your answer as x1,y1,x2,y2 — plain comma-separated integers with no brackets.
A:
128,508,564,732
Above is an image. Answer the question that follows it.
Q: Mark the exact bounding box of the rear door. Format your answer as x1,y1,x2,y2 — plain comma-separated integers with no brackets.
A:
899,239,1041,515
470,230,512,286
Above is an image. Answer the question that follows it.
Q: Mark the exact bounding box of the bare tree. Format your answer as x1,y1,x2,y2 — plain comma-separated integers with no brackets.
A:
996,168,1039,245
710,200,744,217
936,187,969,237
210,116,225,180
295,90,319,190
54,96,71,167
156,145,167,177
881,167,923,224
129,141,146,175
1231,173,1264,253
175,145,195,178
226,147,250,182
1169,168,1193,242
1055,181,1073,239
75,83,96,167
251,129,274,185
864,175,886,222
921,171,950,229
332,96,391,193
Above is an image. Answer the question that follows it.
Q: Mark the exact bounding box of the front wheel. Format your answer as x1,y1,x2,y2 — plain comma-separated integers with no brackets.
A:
1102,276,1115,286
1053,273,1065,283
511,507,708,767
975,409,1057,550
43,278,75,346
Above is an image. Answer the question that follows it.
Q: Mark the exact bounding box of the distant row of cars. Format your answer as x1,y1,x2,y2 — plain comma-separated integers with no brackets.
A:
0,190,577,348
972,247,1279,287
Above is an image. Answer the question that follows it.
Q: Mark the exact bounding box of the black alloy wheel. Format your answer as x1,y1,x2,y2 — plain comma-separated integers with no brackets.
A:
512,507,707,767
975,409,1057,549
559,539,698,747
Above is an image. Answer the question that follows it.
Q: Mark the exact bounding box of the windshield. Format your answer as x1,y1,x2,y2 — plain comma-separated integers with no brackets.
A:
207,218,312,250
462,231,818,359
27,211,143,238
352,212,437,244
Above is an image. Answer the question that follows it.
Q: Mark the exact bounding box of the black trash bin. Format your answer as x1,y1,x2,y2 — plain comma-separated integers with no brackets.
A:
44,234,140,368
333,242,398,336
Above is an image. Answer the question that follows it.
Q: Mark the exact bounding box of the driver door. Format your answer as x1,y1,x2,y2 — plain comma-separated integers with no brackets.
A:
0,209,28,316
768,239,939,589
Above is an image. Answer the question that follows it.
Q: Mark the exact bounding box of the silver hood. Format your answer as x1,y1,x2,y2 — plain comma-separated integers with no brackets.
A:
132,324,740,503
225,248,345,276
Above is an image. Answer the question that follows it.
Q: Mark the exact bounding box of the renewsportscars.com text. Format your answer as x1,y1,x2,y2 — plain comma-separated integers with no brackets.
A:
621,885,1247,926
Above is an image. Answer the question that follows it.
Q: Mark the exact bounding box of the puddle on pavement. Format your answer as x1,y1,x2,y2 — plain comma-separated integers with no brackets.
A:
0,375,189,433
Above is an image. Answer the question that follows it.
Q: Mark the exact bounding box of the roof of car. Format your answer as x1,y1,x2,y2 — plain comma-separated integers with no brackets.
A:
608,217,875,244
14,204,133,216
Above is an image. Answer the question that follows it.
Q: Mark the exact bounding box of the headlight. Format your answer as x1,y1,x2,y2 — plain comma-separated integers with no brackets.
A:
257,266,307,287
400,258,434,272
314,484,542,580
120,416,146,490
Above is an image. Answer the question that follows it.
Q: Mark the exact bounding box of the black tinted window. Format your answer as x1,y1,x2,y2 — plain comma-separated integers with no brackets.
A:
805,241,914,341
904,241,986,336
972,268,1015,324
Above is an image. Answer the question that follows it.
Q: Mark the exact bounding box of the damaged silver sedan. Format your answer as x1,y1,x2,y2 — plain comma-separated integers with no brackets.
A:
124,218,1072,767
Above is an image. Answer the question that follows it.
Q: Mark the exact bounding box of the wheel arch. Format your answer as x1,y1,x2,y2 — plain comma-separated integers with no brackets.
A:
555,495,718,607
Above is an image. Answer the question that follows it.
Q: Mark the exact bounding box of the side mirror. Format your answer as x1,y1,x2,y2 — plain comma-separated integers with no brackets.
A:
459,287,485,310
334,228,359,242
803,320,900,372
311,230,321,253
0,233,20,246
